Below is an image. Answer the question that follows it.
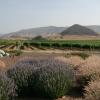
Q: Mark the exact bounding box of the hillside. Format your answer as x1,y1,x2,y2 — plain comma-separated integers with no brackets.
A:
1,26,66,39
87,25,100,34
61,24,98,36
1,25,100,39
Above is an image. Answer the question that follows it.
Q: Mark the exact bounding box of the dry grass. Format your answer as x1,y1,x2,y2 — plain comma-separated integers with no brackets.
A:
84,80,100,100
0,55,39,68
55,56,84,70
78,55,100,76
0,60,5,69
0,56,21,68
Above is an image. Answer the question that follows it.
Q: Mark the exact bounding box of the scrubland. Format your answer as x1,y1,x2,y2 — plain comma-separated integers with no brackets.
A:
0,51,100,100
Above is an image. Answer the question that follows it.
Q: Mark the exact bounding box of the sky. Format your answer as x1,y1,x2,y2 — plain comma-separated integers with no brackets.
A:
0,0,100,33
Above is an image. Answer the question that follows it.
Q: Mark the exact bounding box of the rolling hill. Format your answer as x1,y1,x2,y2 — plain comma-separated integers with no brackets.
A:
1,25,100,39
1,26,66,39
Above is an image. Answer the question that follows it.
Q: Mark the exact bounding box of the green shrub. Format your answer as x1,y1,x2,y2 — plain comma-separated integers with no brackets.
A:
69,52,89,59
12,50,22,56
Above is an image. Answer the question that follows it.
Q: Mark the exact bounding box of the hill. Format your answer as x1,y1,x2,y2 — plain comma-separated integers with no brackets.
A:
87,25,100,34
1,26,66,39
61,24,98,36
1,25,100,39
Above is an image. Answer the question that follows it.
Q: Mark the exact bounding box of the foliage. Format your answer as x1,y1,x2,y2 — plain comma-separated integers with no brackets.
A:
67,52,89,59
0,72,17,100
10,50,22,56
32,35,46,40
7,59,35,96
1,39,100,50
33,58,75,98
7,57,75,99
26,40,100,50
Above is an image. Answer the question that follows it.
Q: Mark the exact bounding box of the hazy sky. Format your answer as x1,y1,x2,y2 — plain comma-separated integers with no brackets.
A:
0,0,100,33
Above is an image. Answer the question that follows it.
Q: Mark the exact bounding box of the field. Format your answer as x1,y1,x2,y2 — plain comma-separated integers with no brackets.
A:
0,39,100,100
1,39,100,51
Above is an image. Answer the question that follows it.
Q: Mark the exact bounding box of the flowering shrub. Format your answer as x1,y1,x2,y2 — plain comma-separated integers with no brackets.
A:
7,57,75,98
7,57,54,96
0,72,16,100
7,60,35,96
33,58,75,98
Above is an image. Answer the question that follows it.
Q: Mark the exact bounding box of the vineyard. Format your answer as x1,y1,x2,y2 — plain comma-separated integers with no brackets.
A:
1,39,100,51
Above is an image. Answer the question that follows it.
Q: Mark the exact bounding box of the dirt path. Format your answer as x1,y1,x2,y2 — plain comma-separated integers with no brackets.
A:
22,49,100,55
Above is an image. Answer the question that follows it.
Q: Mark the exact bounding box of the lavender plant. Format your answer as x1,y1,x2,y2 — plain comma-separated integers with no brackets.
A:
36,60,74,98
0,71,16,100
7,57,53,96
7,56,75,99
7,62,35,96
33,58,75,98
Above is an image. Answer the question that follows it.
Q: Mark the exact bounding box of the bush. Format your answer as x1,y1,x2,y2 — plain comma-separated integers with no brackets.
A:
33,58,75,99
78,55,100,77
77,55,100,87
84,80,100,100
7,57,75,99
55,56,84,71
10,50,22,56
76,75,90,88
32,35,45,40
0,72,16,100
7,59,35,96
7,57,54,96
69,52,89,59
